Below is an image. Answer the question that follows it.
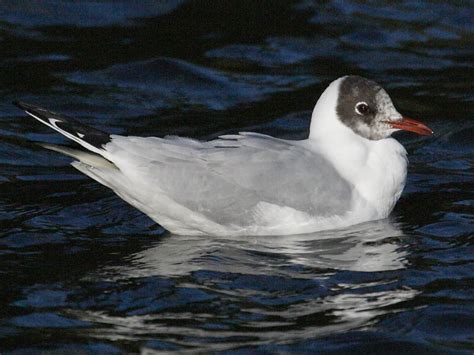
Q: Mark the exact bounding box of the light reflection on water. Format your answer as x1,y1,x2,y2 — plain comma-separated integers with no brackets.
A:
104,219,409,279
63,220,418,352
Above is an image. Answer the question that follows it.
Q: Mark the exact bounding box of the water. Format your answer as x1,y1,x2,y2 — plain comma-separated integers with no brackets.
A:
0,0,473,353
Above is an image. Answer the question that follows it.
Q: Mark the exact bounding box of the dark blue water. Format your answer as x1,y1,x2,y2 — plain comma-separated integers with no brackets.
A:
1,1,473,353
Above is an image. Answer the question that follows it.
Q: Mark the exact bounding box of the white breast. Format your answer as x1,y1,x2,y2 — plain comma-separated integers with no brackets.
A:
360,138,408,217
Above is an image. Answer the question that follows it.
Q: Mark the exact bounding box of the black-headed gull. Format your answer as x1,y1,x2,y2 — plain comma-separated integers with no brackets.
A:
15,76,433,236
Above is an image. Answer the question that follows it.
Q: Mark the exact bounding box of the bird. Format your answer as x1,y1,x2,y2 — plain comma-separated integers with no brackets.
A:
14,75,433,236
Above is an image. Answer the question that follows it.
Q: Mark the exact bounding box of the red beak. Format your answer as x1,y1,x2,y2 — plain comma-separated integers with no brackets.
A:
386,116,433,136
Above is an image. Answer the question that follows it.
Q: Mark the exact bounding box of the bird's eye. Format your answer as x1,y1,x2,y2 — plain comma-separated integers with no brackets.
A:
355,102,370,115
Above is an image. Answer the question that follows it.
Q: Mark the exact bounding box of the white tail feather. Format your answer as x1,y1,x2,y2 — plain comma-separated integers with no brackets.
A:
39,143,116,169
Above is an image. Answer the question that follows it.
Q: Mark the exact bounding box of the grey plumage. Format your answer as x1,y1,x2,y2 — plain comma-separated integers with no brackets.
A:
101,133,353,228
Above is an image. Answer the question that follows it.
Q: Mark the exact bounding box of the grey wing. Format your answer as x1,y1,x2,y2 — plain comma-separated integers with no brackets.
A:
105,133,354,226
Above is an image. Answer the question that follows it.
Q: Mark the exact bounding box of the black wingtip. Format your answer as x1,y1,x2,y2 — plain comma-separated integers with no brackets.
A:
13,100,27,110
14,100,112,151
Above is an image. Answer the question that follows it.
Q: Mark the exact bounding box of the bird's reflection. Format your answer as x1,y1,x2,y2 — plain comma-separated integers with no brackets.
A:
101,218,409,280
76,218,417,349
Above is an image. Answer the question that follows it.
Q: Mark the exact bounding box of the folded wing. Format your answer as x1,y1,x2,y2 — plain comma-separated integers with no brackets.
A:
15,102,355,234
105,133,354,227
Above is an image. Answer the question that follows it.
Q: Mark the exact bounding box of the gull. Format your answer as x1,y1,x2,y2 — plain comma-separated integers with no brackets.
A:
14,76,433,236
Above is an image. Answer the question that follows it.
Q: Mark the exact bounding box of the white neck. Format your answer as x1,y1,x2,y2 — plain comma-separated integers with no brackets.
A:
306,78,408,218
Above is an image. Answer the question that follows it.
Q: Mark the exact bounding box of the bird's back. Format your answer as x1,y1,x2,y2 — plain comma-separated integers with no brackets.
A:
97,132,355,235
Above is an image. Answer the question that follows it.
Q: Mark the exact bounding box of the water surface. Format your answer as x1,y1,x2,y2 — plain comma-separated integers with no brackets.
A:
0,1,473,353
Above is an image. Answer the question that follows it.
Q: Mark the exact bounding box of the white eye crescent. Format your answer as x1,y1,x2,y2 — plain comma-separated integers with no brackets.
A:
355,102,370,115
